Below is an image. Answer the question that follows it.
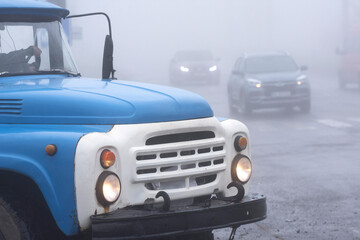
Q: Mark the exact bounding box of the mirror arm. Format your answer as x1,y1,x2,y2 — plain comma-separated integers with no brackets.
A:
66,12,116,80
67,12,113,38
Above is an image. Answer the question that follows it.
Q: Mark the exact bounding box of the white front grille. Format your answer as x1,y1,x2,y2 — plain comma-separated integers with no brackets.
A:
131,135,226,190
75,117,250,229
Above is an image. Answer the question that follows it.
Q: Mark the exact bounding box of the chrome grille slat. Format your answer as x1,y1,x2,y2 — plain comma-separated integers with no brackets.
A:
135,165,226,182
132,135,226,184
135,151,226,168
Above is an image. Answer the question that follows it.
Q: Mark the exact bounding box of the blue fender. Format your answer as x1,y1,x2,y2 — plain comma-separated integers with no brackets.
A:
0,124,112,235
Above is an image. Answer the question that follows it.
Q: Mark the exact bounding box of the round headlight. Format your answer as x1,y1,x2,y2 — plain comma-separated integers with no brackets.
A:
96,171,121,206
231,155,252,183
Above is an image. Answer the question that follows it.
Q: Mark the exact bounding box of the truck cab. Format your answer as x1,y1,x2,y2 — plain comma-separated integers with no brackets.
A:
0,1,266,239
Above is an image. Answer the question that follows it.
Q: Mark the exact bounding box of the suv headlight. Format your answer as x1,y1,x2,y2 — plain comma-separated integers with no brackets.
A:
296,75,307,85
247,78,262,88
180,66,189,72
96,171,121,206
209,65,217,72
231,155,252,183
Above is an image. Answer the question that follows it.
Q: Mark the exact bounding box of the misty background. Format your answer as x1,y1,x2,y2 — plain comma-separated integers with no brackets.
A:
60,0,343,83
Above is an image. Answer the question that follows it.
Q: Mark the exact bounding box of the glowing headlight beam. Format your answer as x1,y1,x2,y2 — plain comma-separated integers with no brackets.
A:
209,65,217,72
180,66,189,72
103,174,121,202
96,171,121,206
232,155,252,183
247,78,262,88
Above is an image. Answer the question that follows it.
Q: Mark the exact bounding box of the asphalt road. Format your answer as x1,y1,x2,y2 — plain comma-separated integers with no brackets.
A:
172,72,360,240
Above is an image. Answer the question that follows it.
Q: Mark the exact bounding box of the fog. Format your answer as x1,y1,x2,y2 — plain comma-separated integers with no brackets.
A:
66,0,342,82
60,1,360,239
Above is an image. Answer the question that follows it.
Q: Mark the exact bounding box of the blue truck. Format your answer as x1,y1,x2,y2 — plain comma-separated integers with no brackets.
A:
0,1,266,239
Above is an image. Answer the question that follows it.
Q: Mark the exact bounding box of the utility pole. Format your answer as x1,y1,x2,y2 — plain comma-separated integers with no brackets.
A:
343,0,349,42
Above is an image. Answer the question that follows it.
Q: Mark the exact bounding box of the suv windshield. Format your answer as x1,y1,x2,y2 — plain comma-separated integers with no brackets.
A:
245,55,298,73
0,21,78,76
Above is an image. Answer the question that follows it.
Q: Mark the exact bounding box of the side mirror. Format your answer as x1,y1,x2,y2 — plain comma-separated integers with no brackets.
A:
68,13,116,79
102,35,115,79
300,65,308,71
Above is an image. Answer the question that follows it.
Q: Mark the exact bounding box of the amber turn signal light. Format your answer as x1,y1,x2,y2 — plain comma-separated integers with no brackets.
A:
45,144,57,156
234,136,247,152
100,149,116,169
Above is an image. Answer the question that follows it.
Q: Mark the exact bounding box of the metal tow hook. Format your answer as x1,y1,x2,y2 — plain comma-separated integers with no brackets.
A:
229,225,240,240
204,193,218,207
155,191,171,211
216,182,245,203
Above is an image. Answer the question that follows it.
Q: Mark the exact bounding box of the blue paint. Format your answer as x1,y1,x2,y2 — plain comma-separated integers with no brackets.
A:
0,0,69,19
216,117,228,122
0,74,213,235
0,1,215,236
0,124,112,235
0,75,213,124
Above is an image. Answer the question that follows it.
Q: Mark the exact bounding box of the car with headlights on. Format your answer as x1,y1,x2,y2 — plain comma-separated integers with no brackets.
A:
228,52,311,114
169,50,220,84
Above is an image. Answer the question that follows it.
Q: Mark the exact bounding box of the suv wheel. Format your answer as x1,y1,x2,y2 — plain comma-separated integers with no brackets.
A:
299,100,311,113
240,94,252,115
228,95,238,114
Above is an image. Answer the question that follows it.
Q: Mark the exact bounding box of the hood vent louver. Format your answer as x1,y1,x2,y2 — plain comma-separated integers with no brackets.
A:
0,99,23,115
145,131,216,145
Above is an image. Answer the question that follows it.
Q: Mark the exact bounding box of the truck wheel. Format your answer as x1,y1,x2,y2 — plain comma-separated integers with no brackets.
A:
0,198,30,240
339,79,346,89
338,71,346,89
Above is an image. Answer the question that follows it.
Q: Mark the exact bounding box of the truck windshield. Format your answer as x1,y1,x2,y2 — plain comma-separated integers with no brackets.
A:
0,21,78,77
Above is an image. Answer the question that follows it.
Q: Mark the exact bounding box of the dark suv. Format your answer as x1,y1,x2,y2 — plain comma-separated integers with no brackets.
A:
169,50,220,84
227,52,311,114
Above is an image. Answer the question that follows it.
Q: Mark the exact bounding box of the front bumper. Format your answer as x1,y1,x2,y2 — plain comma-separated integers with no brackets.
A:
246,86,310,109
91,193,266,239
249,95,310,109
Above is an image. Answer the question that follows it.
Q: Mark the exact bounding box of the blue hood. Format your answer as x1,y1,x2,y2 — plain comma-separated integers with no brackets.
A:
0,75,213,124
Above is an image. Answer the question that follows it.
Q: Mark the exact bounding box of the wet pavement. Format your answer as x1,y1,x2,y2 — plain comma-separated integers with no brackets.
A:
174,72,360,240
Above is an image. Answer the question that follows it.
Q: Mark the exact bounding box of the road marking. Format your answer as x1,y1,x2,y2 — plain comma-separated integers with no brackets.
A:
295,126,317,130
348,118,360,123
282,121,317,131
317,119,352,128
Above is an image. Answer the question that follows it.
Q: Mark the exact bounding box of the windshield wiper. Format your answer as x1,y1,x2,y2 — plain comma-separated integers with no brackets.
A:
36,69,81,77
0,72,28,77
0,70,81,78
